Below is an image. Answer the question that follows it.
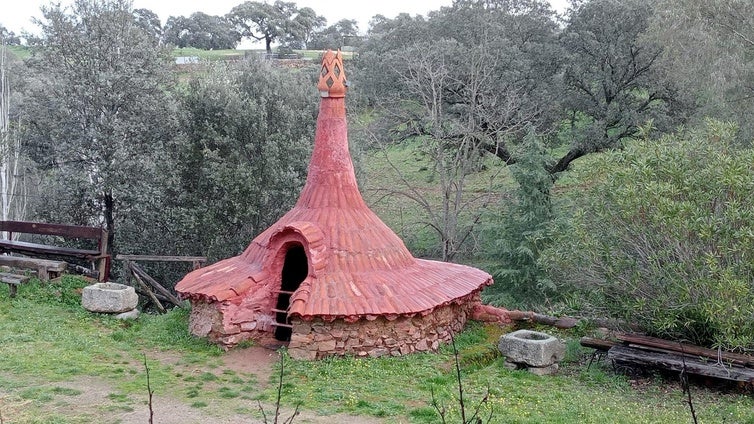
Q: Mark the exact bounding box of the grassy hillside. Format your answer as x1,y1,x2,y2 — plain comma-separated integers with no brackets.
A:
359,137,514,259
5,45,30,60
172,47,252,61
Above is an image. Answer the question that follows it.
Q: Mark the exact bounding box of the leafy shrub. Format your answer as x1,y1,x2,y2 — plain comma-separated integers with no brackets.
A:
545,120,754,350
159,59,318,264
22,275,89,309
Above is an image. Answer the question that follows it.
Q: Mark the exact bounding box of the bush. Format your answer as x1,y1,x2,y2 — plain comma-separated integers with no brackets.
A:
545,120,754,350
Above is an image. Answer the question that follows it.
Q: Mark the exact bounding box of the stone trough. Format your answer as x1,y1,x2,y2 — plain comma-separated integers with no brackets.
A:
81,282,139,317
498,329,565,375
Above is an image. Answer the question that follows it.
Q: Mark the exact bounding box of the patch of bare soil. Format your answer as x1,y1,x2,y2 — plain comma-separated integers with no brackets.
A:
220,345,279,386
10,346,385,424
53,374,384,424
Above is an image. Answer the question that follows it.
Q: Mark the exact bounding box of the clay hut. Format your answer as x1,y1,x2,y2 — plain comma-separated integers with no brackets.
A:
176,51,500,360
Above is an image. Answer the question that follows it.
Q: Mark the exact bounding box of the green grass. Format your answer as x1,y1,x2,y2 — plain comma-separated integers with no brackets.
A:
1,276,753,423
172,47,252,61
6,45,30,60
0,276,232,421
271,324,754,423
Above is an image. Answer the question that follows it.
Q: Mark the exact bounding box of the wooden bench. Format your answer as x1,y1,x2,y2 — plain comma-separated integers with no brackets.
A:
0,272,31,298
0,255,67,281
0,221,110,281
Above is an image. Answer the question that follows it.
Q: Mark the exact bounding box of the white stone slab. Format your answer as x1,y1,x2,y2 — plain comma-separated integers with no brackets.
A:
82,282,138,313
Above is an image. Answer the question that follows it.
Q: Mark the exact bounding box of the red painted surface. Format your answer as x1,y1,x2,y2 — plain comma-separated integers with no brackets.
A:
175,51,492,324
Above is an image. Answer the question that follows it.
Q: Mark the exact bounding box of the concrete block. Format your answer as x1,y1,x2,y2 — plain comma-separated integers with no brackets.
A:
498,329,565,367
81,282,138,313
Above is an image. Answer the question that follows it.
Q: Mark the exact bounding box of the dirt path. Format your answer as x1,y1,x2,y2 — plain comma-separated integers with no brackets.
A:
220,345,278,386
4,346,386,424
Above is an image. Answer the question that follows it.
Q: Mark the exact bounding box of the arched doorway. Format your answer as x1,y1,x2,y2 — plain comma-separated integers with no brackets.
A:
274,245,308,341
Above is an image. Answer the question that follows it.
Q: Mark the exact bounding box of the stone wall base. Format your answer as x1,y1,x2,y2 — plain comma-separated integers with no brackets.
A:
189,300,274,350
188,296,477,357
288,301,475,360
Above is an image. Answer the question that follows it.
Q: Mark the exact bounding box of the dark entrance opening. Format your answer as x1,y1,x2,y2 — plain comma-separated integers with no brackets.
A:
274,245,308,341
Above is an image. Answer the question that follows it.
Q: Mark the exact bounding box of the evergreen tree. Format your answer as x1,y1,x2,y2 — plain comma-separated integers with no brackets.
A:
484,131,555,308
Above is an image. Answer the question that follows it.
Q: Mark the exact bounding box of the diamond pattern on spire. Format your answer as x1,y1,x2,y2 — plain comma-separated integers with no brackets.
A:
316,50,348,97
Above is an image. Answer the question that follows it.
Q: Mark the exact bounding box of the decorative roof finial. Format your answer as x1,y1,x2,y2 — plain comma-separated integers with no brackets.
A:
317,50,348,98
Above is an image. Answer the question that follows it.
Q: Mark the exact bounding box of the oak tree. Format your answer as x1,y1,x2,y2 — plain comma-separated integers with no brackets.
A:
227,1,324,53
555,0,684,173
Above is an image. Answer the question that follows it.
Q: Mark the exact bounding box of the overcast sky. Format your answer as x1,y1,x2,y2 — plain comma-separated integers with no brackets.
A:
2,0,569,43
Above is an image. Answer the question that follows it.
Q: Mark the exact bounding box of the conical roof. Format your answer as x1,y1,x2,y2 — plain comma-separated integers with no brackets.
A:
176,51,492,322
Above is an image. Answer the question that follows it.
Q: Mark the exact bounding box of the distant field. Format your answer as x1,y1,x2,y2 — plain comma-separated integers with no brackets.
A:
6,45,30,59
171,48,354,62
172,47,252,61
3,45,350,62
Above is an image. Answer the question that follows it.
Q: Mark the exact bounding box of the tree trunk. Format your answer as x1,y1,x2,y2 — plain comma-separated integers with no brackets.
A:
547,146,587,175
483,142,515,164
104,189,115,256
265,35,273,55
0,42,26,237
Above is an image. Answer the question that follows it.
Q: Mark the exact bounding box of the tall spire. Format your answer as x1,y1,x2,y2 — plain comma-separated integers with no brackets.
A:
297,50,362,209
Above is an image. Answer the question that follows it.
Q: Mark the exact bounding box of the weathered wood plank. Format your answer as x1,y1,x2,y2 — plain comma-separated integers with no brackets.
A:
133,287,172,303
128,262,183,307
616,333,754,368
0,221,110,282
131,270,165,314
0,256,66,271
580,337,619,351
0,255,67,282
0,272,31,285
116,255,207,263
271,322,293,328
0,240,99,258
608,345,754,382
0,220,104,239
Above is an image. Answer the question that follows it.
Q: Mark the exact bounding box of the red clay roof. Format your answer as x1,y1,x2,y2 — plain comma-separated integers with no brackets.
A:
175,51,492,320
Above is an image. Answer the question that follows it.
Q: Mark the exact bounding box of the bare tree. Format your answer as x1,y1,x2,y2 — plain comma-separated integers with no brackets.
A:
368,39,505,261
0,40,28,237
